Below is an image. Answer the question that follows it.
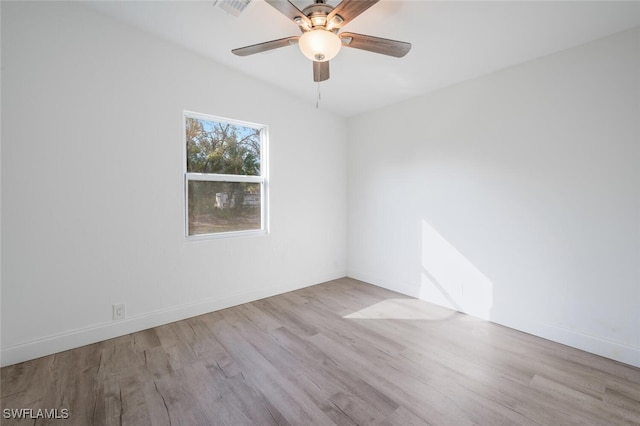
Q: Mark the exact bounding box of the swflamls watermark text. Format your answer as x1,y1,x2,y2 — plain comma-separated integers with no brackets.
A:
3,408,70,420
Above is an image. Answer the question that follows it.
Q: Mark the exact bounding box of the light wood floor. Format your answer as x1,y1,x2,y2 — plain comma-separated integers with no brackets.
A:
2,278,639,425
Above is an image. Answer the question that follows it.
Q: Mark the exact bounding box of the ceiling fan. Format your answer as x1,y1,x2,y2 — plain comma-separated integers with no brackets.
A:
232,0,411,82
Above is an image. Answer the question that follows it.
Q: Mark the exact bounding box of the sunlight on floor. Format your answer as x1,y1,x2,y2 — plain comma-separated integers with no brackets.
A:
343,298,459,321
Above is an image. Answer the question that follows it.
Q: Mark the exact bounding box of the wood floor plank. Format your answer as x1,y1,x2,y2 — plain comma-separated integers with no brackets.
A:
2,278,639,425
201,311,335,425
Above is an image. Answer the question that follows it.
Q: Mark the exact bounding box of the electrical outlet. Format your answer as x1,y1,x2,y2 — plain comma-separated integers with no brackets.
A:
113,303,125,320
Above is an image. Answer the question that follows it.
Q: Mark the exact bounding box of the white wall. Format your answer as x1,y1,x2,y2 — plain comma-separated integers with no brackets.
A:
1,2,347,366
348,28,640,367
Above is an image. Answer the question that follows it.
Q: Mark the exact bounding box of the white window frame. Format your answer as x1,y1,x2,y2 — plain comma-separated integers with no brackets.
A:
184,111,269,240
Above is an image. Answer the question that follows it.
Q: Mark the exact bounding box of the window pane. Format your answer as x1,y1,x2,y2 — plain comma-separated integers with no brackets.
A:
188,180,261,236
186,117,260,176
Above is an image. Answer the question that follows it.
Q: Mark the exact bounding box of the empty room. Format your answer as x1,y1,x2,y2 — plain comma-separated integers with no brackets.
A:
1,0,639,424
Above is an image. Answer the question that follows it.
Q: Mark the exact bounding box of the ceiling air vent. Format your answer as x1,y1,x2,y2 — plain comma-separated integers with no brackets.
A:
213,0,252,17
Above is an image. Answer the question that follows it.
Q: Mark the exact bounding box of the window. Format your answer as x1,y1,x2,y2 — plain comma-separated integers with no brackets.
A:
184,111,268,238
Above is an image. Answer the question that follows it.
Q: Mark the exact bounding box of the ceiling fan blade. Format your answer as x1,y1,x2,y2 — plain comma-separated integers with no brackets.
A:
313,61,330,82
340,32,411,58
326,0,379,29
265,0,311,27
232,36,299,56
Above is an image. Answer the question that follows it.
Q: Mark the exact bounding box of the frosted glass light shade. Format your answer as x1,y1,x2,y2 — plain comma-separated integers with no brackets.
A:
298,29,341,62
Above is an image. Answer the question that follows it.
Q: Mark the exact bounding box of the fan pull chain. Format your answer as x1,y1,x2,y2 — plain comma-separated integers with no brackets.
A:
316,82,322,109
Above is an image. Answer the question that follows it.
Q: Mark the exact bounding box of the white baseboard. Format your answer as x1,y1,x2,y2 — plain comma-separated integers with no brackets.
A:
533,323,640,368
346,271,640,369
347,270,420,298
0,274,341,367
5,273,637,369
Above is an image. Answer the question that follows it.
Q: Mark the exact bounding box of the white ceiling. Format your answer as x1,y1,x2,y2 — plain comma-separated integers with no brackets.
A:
84,1,640,117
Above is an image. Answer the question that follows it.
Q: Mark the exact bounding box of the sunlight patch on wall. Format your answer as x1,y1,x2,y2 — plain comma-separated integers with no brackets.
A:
420,220,494,320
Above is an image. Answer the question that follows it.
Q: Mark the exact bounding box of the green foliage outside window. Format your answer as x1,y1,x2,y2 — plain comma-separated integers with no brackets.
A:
186,116,263,235
186,117,260,175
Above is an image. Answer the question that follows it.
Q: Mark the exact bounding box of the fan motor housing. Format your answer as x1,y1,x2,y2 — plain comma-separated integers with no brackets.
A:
302,3,334,28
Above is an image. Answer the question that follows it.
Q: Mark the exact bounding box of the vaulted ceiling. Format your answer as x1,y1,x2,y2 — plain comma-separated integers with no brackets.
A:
84,1,640,117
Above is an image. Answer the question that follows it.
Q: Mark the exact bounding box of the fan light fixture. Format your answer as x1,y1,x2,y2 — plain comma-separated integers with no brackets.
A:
232,0,412,82
298,29,342,62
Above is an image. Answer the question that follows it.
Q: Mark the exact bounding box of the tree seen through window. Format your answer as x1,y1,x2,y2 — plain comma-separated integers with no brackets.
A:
185,114,266,236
